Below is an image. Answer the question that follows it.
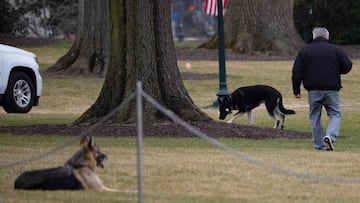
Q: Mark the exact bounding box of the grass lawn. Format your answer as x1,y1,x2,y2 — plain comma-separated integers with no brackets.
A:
0,43,359,202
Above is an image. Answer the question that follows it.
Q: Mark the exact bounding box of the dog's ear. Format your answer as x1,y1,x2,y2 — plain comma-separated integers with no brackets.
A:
223,95,231,105
88,136,95,149
217,97,223,105
80,136,94,148
218,95,230,106
80,136,88,145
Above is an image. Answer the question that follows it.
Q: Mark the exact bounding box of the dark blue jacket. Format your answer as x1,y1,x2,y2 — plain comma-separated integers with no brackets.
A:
292,37,352,95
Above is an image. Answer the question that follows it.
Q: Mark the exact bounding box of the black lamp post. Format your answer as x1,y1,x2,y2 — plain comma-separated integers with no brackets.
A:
214,0,229,106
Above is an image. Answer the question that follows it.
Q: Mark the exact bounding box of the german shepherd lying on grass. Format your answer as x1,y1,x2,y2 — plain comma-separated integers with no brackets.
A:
218,85,295,129
14,136,118,191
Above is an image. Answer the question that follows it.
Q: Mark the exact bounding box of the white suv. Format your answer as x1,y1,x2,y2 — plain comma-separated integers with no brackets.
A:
0,44,42,113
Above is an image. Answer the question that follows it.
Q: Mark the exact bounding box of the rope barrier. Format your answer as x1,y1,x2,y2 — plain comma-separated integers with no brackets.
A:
1,82,359,186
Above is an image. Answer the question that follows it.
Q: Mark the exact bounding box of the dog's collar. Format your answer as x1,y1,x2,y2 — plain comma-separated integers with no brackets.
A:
226,94,233,113
64,164,76,169
64,164,72,168
232,90,245,110
65,163,87,170
228,94,237,111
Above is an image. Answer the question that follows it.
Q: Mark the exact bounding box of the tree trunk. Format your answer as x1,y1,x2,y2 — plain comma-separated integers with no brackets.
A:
46,0,109,76
74,0,210,124
200,0,304,55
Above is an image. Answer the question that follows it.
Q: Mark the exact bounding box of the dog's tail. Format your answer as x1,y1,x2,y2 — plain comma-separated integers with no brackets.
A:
277,97,295,115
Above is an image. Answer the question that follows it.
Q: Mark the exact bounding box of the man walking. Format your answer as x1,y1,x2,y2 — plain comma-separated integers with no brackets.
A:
292,27,352,151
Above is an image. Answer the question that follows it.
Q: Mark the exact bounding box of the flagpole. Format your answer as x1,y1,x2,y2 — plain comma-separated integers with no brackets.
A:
214,0,229,106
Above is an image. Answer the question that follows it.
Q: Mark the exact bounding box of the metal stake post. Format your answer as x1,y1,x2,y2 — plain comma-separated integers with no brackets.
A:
136,81,143,203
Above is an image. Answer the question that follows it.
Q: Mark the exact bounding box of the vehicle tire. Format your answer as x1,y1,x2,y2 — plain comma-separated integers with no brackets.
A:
2,72,35,113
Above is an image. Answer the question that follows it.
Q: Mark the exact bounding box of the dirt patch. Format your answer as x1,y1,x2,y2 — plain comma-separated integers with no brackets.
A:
0,121,311,139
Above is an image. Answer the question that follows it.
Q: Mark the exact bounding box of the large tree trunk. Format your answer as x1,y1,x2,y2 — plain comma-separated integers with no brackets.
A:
200,0,304,55
74,0,210,124
46,0,109,76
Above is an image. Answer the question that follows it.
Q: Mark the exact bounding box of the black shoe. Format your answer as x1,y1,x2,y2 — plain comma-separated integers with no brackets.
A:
324,136,334,151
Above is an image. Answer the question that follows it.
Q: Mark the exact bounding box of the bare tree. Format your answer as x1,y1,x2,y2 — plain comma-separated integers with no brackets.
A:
46,0,109,76
47,0,78,36
74,0,209,124
201,0,304,55
4,0,77,38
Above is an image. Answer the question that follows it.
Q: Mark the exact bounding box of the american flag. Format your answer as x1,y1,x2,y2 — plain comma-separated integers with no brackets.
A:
204,0,227,16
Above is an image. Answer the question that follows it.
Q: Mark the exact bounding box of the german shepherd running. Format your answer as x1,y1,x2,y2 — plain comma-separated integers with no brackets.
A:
14,136,118,191
218,85,295,129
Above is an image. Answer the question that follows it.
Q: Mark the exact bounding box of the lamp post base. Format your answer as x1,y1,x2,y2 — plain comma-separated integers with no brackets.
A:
213,89,229,107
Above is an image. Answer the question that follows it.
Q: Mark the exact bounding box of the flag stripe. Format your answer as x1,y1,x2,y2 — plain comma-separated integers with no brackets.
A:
204,0,226,16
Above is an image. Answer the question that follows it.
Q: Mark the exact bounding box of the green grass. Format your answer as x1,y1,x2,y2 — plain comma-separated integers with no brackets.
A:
1,136,360,202
0,45,359,202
